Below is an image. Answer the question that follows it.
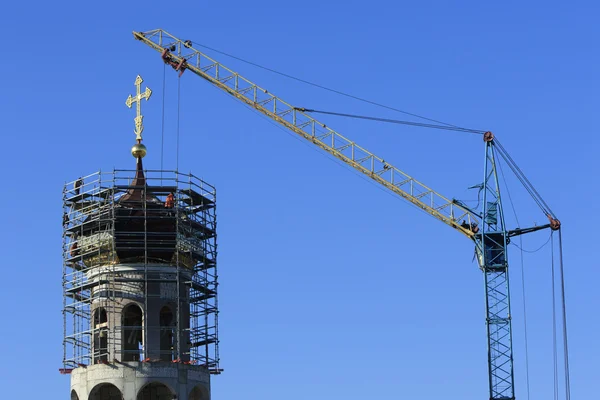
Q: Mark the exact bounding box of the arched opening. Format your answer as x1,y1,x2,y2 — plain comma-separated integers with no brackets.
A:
137,382,174,400
93,307,108,363
159,305,174,361
71,389,79,400
189,384,209,400
89,383,122,400
122,303,143,361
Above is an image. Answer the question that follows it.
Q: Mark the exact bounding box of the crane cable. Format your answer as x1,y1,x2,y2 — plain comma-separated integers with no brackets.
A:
558,229,571,400
496,141,550,214
498,143,569,399
494,139,555,218
510,233,552,253
492,143,545,214
551,232,559,400
190,40,464,129
189,38,556,219
551,231,572,400
176,74,181,172
296,109,486,134
161,63,167,182
498,160,531,400
159,61,182,173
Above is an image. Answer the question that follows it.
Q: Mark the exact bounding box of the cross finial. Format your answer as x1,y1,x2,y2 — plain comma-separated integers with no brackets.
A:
125,75,152,141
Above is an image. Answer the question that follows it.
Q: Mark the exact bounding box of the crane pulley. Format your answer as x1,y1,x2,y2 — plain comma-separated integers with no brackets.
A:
133,29,561,400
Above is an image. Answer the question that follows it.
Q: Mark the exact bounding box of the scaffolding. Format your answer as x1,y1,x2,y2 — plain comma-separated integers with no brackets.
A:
62,166,219,373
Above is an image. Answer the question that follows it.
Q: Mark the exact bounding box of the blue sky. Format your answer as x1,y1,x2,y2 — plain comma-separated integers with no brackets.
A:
0,1,597,399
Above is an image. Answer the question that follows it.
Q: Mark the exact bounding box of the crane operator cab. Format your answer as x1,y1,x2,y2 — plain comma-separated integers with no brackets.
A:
483,233,506,267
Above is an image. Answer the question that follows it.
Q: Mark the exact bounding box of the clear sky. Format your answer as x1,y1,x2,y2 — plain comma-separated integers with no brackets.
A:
0,1,597,399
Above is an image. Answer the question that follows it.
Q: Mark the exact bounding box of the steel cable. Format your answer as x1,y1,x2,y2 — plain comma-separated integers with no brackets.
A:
558,230,571,400
551,232,559,400
181,36,558,223
498,159,531,400
298,109,486,134
496,140,553,214
161,63,166,182
190,40,464,128
493,143,548,215
176,76,181,172
510,233,552,253
495,139,555,216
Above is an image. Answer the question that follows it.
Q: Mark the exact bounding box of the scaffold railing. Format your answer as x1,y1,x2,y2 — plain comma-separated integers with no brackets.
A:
62,168,219,373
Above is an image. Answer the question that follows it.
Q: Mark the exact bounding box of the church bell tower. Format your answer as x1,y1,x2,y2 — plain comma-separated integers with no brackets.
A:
62,75,220,400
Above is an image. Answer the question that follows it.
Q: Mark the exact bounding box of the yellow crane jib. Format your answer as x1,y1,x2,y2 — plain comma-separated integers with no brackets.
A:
133,29,479,239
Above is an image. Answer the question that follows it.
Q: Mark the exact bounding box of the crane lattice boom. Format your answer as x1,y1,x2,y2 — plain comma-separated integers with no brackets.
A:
134,29,479,240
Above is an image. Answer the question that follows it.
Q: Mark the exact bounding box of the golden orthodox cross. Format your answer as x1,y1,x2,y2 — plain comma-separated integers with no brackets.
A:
125,75,152,141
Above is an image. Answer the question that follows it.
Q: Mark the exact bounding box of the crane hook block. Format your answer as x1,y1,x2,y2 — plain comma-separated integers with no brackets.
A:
161,49,187,77
547,214,561,230
483,131,494,142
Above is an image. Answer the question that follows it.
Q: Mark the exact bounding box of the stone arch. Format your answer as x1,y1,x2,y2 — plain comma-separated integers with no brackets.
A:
137,381,174,400
159,304,175,361
70,389,79,400
122,302,143,361
89,383,122,400
94,307,108,324
189,384,210,400
93,307,108,363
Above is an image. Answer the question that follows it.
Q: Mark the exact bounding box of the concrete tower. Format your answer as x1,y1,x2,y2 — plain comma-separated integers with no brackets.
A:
62,75,220,400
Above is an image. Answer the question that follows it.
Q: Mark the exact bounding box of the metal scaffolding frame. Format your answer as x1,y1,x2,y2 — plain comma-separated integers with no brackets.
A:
62,167,219,373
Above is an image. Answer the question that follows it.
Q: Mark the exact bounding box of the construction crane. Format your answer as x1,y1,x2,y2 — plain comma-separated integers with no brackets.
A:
133,29,562,400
